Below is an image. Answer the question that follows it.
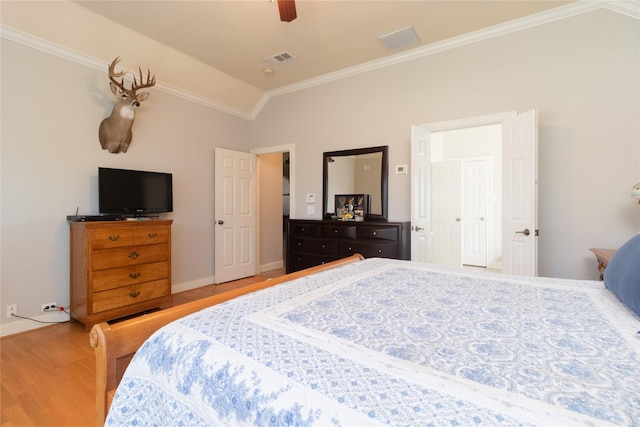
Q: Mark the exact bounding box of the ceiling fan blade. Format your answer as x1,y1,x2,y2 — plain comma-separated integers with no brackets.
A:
278,0,297,22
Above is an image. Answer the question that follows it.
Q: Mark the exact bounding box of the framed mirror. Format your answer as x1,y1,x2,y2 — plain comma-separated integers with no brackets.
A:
323,146,388,221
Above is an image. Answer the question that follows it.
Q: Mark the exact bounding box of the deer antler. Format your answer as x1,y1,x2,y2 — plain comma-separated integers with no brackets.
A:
132,66,156,92
107,57,156,94
107,57,128,93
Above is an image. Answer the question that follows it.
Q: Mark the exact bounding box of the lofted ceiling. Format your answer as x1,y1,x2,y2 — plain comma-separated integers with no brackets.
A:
77,1,575,93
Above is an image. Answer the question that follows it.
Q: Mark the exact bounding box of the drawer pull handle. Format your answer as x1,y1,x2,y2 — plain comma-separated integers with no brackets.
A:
129,290,141,298
378,249,382,253
129,272,141,279
108,235,120,241
148,232,158,238
128,251,140,259
373,231,377,236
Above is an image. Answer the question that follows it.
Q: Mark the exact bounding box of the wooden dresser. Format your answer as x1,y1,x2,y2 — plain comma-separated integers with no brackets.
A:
69,220,172,330
286,219,410,273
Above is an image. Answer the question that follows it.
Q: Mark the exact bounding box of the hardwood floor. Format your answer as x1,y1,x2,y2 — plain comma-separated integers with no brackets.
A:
0,269,284,427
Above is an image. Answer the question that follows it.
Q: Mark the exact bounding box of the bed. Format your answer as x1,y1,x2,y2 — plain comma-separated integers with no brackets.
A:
91,247,640,426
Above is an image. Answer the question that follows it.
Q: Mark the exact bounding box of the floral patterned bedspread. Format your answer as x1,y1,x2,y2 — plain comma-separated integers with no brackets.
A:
106,258,640,426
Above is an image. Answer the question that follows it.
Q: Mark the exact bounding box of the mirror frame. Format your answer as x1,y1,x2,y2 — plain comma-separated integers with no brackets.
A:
322,145,389,221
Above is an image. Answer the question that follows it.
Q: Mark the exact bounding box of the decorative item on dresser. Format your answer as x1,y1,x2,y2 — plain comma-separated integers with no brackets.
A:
286,219,410,273
69,219,172,330
631,183,640,203
589,248,616,280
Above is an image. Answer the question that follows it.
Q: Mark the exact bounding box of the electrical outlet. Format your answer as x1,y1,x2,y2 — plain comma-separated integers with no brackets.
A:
6,304,17,319
42,302,57,312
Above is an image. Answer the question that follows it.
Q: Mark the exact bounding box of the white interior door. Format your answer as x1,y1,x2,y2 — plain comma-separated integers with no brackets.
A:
462,159,488,267
214,147,257,283
410,125,431,262
502,110,538,276
431,159,462,268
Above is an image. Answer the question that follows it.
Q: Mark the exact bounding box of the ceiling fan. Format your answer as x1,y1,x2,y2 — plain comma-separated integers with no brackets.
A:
277,0,297,22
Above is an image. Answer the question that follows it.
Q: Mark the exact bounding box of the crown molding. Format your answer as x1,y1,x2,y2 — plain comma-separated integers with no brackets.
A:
603,0,640,19
3,1,637,121
0,25,253,120
266,1,639,100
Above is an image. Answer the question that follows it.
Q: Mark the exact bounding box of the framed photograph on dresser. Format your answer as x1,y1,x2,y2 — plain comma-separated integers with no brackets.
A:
335,194,369,221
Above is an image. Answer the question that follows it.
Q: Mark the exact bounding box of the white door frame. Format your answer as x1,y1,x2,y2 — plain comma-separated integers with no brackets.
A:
418,111,516,270
250,144,296,273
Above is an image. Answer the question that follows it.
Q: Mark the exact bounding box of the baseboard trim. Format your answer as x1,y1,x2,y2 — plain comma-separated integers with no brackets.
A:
488,261,502,271
0,311,70,338
171,276,216,294
260,260,284,273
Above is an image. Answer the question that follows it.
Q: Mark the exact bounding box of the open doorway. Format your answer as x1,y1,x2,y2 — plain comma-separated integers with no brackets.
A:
252,144,295,273
430,125,501,271
412,109,538,276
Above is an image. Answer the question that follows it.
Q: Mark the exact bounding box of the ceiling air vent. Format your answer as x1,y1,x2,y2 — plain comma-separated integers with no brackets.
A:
379,26,420,51
265,51,296,66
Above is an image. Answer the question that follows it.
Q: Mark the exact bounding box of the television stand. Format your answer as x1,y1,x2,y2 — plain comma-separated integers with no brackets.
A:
69,219,173,330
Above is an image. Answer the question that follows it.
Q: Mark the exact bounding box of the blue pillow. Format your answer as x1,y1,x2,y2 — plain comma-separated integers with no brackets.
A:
604,234,640,316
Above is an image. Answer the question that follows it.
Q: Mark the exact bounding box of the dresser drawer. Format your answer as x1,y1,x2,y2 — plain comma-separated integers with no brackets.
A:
91,228,134,249
289,222,321,237
339,241,399,258
322,224,356,239
92,279,169,313
289,252,337,271
134,225,170,245
291,238,337,255
91,243,169,270
92,261,170,292
356,225,399,240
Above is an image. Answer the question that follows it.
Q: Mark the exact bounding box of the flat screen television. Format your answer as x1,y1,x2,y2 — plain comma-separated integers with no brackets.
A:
99,167,173,215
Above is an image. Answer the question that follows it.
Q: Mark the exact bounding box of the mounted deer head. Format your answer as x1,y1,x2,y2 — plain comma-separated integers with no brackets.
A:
98,57,156,154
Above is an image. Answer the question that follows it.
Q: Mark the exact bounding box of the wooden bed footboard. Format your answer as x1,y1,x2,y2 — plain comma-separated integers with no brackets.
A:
90,254,364,427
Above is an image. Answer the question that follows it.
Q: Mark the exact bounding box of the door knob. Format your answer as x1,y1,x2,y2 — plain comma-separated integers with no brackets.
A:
217,220,224,225
515,228,530,236
455,217,461,222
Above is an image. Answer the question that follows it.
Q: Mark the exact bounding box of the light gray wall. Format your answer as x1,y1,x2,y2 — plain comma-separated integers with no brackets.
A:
0,39,250,334
250,10,640,280
1,7,638,336
258,153,284,270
